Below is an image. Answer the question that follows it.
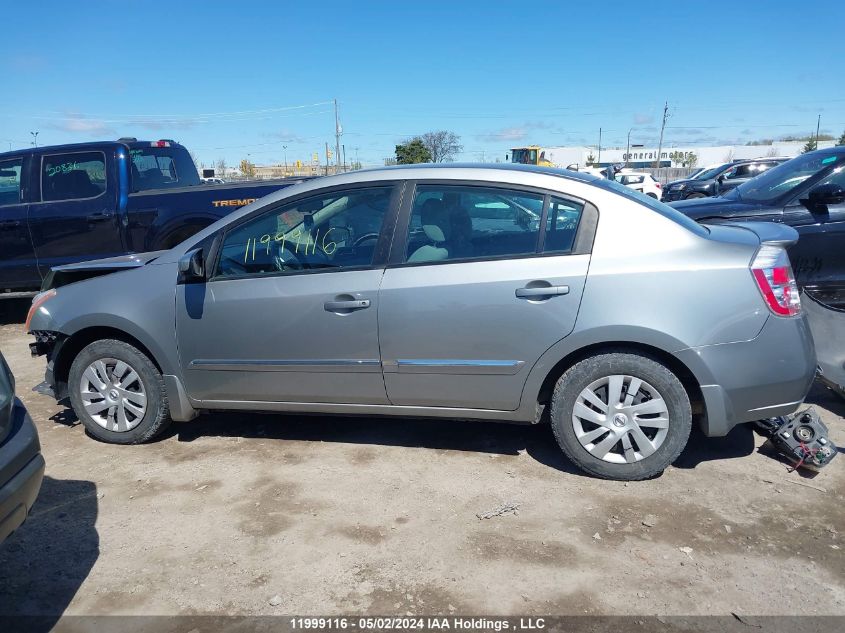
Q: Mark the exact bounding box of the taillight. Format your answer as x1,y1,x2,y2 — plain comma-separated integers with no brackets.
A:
751,245,801,316
656,182,662,188
25,289,56,331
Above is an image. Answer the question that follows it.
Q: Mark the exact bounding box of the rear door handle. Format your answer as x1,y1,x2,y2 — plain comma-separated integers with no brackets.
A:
515,285,570,298
87,211,114,222
324,299,371,312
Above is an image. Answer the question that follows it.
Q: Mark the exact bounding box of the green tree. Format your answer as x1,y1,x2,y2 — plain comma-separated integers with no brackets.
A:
802,138,818,153
586,153,596,166
395,138,432,164
837,129,845,146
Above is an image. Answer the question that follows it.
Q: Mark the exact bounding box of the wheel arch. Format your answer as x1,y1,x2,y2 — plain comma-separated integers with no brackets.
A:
52,326,163,400
152,219,215,250
521,333,706,426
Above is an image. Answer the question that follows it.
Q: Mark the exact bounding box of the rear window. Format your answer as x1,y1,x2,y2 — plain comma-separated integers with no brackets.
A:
128,145,200,192
595,178,709,236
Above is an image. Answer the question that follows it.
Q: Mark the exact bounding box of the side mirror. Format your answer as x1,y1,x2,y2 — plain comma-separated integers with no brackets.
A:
805,183,845,209
178,248,205,282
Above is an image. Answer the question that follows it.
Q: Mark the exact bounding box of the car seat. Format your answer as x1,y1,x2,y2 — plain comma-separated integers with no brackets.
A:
407,199,450,263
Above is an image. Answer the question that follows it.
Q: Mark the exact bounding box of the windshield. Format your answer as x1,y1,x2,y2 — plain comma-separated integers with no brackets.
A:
511,148,537,165
728,152,845,203
691,163,731,181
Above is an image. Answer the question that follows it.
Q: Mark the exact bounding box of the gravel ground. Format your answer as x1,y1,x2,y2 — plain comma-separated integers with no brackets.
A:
0,299,843,620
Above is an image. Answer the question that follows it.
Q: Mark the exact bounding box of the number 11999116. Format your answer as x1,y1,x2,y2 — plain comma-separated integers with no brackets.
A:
244,227,343,262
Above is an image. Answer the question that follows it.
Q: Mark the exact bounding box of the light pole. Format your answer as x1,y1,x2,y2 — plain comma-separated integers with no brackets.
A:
626,128,633,167
30,131,39,147
283,145,288,175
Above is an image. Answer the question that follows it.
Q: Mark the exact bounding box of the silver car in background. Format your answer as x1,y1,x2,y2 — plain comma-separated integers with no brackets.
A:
27,164,815,480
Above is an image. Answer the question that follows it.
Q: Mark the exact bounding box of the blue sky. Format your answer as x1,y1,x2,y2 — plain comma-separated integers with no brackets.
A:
2,1,844,168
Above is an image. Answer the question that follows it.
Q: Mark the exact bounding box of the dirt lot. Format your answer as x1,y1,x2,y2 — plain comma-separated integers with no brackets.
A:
0,298,843,620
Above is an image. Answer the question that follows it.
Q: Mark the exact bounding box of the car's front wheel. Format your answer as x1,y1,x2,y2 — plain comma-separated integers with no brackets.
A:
550,351,691,480
68,339,171,444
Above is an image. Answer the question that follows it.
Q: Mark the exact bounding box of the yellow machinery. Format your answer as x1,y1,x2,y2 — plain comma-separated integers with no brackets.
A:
510,146,554,167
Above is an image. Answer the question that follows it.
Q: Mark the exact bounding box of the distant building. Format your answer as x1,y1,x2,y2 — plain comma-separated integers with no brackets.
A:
521,141,836,170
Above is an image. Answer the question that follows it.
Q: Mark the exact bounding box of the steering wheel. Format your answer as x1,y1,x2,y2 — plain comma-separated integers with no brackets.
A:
270,239,304,272
353,233,380,248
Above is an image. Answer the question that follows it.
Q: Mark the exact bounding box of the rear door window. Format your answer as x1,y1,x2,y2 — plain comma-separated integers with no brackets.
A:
543,197,584,253
0,158,23,207
41,152,106,201
404,185,544,264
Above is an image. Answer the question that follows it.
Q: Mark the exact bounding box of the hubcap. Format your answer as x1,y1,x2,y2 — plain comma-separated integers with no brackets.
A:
79,357,147,432
572,374,670,464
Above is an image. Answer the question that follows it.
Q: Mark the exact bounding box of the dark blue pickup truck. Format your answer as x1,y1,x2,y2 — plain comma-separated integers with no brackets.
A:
0,139,308,297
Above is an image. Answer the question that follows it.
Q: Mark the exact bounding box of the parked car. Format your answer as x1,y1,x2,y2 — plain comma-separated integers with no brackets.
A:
0,139,310,298
615,171,662,198
27,164,815,480
0,351,45,544
670,146,845,395
661,158,787,202
201,177,226,184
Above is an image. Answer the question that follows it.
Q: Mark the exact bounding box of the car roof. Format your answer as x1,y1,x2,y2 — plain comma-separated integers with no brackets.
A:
350,162,601,184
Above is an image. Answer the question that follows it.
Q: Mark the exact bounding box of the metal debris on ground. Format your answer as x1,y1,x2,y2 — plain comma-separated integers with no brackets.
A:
476,501,521,519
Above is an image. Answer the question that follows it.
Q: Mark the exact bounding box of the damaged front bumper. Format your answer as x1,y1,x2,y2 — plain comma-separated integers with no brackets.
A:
28,330,65,401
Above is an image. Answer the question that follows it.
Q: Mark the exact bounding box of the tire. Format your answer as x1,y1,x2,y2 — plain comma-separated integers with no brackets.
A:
68,339,171,444
160,224,206,250
684,192,707,199
550,351,691,480
646,192,658,199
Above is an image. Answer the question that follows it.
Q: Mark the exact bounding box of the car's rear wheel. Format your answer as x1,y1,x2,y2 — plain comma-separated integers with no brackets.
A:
685,192,707,199
550,351,691,480
646,192,658,199
68,339,171,444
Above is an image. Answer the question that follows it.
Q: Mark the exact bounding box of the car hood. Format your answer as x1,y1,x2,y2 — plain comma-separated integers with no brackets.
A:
665,178,697,188
50,251,166,272
669,196,769,221
43,251,166,291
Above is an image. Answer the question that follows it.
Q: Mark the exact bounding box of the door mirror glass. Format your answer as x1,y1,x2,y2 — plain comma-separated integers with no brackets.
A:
805,183,845,208
178,248,205,282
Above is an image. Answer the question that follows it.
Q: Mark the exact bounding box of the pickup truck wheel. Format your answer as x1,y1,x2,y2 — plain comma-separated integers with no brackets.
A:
68,339,171,444
160,225,205,249
550,352,691,480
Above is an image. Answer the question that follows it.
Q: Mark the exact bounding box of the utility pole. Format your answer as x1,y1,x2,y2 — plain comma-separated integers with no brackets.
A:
325,142,330,176
30,131,39,147
342,144,347,172
353,146,360,169
626,128,632,167
283,145,288,175
334,99,342,171
597,128,602,165
655,101,670,169
815,114,821,148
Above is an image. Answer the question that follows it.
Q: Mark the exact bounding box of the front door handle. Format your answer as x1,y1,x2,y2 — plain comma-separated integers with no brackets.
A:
515,285,570,299
87,211,114,222
324,298,371,312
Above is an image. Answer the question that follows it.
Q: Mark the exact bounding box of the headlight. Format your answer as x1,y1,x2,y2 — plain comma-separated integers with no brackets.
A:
25,289,56,332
